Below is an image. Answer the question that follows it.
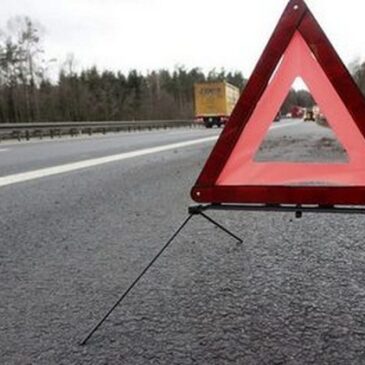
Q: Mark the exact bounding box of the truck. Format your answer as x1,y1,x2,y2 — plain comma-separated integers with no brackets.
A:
194,81,240,128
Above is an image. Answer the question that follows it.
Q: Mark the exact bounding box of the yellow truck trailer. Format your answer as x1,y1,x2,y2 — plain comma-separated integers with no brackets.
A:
194,81,240,128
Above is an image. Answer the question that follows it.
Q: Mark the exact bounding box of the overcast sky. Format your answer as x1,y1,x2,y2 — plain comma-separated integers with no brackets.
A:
1,0,365,80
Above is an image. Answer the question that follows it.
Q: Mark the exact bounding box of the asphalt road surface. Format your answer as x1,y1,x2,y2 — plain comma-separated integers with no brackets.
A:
1,121,365,364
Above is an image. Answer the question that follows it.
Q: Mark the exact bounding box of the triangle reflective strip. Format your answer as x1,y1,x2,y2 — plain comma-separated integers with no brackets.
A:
217,32,365,187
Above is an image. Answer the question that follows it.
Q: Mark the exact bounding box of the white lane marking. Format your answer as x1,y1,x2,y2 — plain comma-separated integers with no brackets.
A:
0,121,300,188
271,121,301,129
0,136,217,188
0,148,8,152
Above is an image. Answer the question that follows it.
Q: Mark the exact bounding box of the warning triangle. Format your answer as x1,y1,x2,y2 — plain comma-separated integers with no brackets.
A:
191,0,365,206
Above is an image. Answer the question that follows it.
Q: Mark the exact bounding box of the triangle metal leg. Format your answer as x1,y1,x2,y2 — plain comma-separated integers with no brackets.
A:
80,213,194,345
198,211,243,244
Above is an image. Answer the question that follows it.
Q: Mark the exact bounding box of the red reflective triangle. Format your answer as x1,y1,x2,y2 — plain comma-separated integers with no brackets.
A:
191,0,365,206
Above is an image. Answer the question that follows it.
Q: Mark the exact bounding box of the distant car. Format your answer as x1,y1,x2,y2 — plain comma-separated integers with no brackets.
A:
290,105,304,119
303,109,315,121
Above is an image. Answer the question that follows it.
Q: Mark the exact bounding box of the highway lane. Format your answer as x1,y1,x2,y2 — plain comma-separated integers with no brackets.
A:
0,119,299,178
1,121,364,364
0,128,220,177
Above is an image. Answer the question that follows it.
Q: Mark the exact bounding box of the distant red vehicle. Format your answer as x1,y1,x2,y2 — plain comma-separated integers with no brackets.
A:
290,105,304,118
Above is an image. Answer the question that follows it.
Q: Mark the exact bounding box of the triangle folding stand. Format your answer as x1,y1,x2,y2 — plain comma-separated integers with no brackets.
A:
80,0,365,345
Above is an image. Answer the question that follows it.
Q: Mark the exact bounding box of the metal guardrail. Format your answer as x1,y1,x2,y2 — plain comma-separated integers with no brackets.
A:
0,120,196,142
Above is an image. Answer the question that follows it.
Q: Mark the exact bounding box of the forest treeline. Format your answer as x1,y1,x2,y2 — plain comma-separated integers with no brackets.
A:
1,16,365,124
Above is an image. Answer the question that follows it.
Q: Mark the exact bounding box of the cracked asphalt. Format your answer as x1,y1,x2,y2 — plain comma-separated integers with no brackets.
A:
1,123,365,364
